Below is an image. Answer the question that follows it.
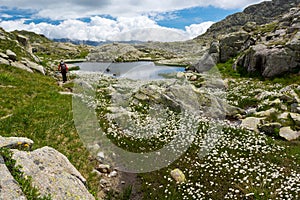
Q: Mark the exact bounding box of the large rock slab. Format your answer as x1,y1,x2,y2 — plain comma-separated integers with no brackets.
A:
241,117,263,133
12,146,95,200
10,62,33,73
0,156,27,200
237,41,299,78
0,136,34,149
279,127,300,141
22,59,45,75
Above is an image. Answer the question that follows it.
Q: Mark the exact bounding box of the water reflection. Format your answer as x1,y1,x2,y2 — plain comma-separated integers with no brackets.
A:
73,62,185,80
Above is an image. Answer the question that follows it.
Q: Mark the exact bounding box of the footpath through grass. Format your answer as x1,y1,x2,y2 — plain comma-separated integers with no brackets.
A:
0,64,100,198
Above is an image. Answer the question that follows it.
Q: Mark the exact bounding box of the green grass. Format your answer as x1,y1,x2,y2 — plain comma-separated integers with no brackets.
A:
0,64,100,199
216,58,241,78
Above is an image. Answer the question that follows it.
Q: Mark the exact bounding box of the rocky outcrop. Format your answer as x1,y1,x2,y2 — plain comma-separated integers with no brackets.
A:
235,5,300,77
194,1,300,78
1,28,91,76
0,137,95,200
200,0,300,38
12,146,95,200
219,31,251,63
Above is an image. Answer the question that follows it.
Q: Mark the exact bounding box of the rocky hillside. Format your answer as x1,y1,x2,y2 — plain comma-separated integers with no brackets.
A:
0,28,91,75
193,0,300,77
0,28,100,199
199,0,300,38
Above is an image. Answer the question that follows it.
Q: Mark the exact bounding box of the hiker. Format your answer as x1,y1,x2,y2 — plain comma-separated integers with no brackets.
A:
58,60,68,83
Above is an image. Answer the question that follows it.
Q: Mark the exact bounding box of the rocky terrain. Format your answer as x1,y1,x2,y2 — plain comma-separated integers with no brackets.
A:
0,0,300,199
0,28,91,76
0,137,94,200
196,1,300,78
87,0,300,79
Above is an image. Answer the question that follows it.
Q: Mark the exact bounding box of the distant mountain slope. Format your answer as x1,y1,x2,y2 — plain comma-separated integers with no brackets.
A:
198,0,300,38
192,0,300,77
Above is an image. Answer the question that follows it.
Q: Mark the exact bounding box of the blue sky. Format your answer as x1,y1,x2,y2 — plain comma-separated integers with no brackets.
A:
0,0,266,42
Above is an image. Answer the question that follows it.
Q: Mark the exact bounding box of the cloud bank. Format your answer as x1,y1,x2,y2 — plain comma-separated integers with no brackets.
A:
0,0,267,42
0,16,214,42
0,0,267,19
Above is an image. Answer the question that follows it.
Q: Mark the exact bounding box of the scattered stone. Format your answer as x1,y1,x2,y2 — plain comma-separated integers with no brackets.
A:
189,75,198,81
6,50,17,61
0,52,9,59
96,151,105,162
170,168,186,183
108,170,118,178
290,113,300,126
279,127,300,141
0,57,10,65
241,117,263,133
12,146,95,200
99,179,110,188
0,136,33,149
0,156,26,200
255,108,277,117
176,72,185,79
270,98,281,105
97,164,111,173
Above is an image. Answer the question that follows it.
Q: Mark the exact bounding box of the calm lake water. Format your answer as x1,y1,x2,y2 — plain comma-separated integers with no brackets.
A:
74,62,185,80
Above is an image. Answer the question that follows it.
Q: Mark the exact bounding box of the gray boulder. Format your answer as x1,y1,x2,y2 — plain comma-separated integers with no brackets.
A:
0,57,10,65
219,31,250,62
22,59,45,75
12,146,95,200
10,62,33,73
0,156,26,200
241,117,264,133
6,50,17,61
279,127,300,141
237,44,298,77
193,52,218,72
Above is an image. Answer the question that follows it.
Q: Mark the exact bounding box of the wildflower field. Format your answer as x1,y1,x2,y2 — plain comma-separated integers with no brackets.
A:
73,70,300,200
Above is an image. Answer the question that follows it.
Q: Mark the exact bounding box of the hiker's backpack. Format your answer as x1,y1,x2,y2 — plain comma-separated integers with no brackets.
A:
60,62,67,72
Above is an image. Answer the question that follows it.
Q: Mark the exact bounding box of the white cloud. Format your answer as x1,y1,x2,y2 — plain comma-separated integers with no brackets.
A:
0,0,268,42
0,14,13,18
0,0,267,20
185,21,215,39
0,16,213,42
